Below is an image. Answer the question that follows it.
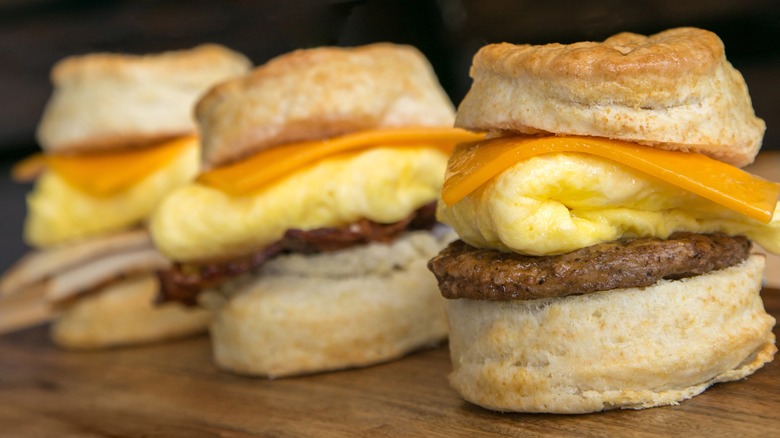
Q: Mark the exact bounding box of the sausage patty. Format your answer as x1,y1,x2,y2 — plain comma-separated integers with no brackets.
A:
427,232,751,301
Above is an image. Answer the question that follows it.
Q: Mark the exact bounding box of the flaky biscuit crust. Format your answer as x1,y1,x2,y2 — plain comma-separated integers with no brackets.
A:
446,255,776,413
208,230,452,377
36,44,251,153
196,43,455,169
456,27,765,167
51,274,210,349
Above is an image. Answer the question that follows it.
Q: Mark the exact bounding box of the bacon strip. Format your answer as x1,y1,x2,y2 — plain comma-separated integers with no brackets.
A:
158,202,438,305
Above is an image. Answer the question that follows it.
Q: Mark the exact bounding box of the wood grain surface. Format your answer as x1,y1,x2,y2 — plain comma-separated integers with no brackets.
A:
0,288,777,437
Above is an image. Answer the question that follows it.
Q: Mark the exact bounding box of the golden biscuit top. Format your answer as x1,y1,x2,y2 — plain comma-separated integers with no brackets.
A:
471,28,724,106
37,44,252,153
51,44,251,84
196,43,455,168
456,27,765,167
478,27,723,78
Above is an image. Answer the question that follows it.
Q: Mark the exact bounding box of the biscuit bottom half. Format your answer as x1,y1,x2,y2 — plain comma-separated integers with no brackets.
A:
446,254,776,414
52,274,211,349
206,230,452,378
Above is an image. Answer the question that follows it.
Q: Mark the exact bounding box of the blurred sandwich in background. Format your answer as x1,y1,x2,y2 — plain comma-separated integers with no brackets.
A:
0,44,251,349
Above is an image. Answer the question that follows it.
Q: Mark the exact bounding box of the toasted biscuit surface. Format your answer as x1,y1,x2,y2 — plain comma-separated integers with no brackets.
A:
51,274,210,349
207,230,452,377
446,255,776,413
456,27,765,167
196,43,455,168
37,44,251,153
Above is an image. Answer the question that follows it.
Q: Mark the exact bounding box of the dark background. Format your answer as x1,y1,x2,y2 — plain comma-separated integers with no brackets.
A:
1,0,779,270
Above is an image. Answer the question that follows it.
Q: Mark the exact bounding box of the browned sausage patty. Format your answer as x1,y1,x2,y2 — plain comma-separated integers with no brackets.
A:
427,232,751,301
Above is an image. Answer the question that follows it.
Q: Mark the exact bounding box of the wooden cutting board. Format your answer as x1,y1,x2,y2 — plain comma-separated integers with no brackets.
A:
0,289,778,437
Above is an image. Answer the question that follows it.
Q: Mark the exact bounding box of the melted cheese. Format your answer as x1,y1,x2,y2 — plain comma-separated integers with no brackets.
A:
437,147,780,257
443,136,780,224
151,147,448,262
198,128,484,196
25,143,200,247
11,154,46,182
42,136,197,197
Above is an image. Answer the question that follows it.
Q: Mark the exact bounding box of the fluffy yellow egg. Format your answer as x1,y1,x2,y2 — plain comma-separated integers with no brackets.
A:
150,147,448,262
438,153,780,256
25,144,199,247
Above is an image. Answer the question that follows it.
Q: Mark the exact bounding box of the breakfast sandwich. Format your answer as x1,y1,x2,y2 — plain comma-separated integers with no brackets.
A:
0,44,252,349
427,28,779,413
150,43,483,377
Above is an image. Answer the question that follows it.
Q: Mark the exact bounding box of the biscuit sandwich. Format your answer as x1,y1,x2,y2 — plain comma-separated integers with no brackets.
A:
427,27,779,413
150,43,483,377
0,44,252,349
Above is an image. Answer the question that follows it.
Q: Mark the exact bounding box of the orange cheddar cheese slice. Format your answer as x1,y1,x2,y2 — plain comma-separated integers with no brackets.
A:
11,153,47,182
43,135,197,197
197,127,485,196
442,135,780,224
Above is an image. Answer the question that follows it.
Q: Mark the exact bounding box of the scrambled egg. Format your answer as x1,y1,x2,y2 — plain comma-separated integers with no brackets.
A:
25,144,200,247
150,147,448,262
438,153,780,256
